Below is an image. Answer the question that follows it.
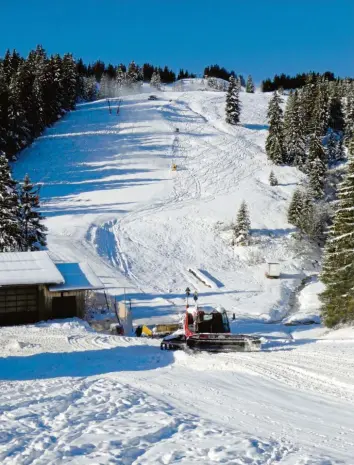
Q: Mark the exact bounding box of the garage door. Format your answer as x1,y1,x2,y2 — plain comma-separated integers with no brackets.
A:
0,286,39,326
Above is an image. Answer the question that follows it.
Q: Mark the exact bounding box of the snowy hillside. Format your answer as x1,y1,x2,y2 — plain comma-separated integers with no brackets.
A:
13,83,314,323
3,82,354,464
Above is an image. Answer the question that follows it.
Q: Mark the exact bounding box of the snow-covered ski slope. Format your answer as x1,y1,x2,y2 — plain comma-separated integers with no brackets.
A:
14,83,312,323
1,320,354,464
3,82,354,464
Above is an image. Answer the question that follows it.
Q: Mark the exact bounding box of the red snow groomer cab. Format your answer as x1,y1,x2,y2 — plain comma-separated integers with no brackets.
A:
160,305,262,353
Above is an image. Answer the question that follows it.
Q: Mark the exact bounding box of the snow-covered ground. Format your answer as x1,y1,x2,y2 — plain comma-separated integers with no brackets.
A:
3,82,353,464
1,320,354,464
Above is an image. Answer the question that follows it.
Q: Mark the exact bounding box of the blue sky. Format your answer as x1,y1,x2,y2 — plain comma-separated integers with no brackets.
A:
1,0,353,81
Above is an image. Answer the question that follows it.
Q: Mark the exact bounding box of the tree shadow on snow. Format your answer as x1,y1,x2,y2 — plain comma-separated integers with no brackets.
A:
0,344,173,381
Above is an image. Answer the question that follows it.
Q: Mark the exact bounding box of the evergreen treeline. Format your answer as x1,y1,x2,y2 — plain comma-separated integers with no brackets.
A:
266,76,351,194
261,71,336,92
78,59,177,84
320,141,354,327
204,64,245,87
177,69,196,80
0,46,78,160
271,75,354,327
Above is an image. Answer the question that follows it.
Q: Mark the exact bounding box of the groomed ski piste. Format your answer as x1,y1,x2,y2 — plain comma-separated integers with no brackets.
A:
1,80,353,464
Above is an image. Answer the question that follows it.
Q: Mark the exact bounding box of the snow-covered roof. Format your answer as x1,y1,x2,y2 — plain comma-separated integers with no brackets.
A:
0,251,64,286
49,262,104,292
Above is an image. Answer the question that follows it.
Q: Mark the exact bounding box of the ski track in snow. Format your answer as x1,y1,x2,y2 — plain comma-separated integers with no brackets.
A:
5,84,353,463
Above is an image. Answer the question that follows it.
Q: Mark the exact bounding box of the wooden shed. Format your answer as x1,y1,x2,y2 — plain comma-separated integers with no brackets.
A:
0,251,104,326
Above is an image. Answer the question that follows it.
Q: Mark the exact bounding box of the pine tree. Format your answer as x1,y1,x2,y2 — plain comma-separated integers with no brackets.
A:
326,131,337,164
0,153,21,251
116,65,126,89
328,96,344,133
311,79,330,137
246,75,255,93
344,85,354,145
83,76,98,101
320,140,354,327
225,76,241,125
307,135,327,199
126,61,143,91
288,189,304,227
150,71,162,90
0,63,9,155
19,174,47,250
336,136,346,161
266,91,285,164
283,90,306,167
50,54,64,116
269,170,278,186
7,71,31,155
61,53,78,110
300,75,318,136
288,188,323,239
234,201,251,245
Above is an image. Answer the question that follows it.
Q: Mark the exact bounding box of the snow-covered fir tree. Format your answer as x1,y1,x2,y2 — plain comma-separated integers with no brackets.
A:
326,131,338,164
61,53,78,111
225,76,241,125
344,85,354,145
269,170,278,186
0,64,8,152
328,96,345,133
336,136,346,161
150,71,161,90
265,91,285,164
320,140,354,327
246,75,255,93
19,174,47,251
116,65,126,89
283,90,306,167
0,153,21,251
300,75,318,136
328,131,337,162
311,79,330,137
234,201,251,245
287,188,324,240
287,189,304,227
307,135,327,199
7,71,31,155
83,76,98,101
126,61,143,91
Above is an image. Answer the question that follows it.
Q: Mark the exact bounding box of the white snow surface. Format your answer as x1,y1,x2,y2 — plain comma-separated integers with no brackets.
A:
3,83,352,463
1,319,354,464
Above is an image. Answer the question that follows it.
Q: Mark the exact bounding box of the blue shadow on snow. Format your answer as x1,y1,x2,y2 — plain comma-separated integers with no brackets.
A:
0,345,173,381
